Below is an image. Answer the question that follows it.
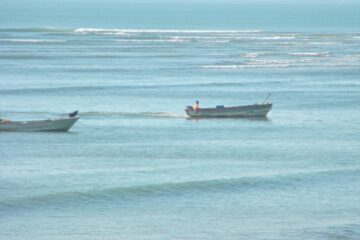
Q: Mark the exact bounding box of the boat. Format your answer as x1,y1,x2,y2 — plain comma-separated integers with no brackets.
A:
0,111,79,132
185,103,272,118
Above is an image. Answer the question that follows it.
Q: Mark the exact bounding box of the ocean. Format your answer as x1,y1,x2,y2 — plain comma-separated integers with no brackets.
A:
1,2,360,239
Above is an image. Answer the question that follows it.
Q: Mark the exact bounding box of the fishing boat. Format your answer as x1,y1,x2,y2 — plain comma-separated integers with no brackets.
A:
0,111,79,132
185,94,273,118
185,103,272,118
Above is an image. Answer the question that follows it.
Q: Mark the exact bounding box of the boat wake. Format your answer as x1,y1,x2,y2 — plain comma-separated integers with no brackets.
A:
3,111,186,119
81,111,185,119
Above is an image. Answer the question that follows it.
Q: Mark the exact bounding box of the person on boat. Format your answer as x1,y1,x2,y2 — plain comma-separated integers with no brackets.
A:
193,100,200,111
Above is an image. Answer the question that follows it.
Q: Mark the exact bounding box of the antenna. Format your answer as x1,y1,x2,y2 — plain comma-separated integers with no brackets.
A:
262,93,271,104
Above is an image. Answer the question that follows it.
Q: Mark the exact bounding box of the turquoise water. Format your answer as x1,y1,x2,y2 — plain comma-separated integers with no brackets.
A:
1,2,360,239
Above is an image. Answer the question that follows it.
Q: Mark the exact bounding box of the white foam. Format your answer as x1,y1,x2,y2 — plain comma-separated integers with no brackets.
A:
241,52,265,58
289,52,329,57
258,36,296,40
0,39,66,43
340,54,360,62
169,36,230,43
74,28,117,33
100,32,130,36
210,40,231,43
248,59,291,65
202,62,290,69
232,36,296,40
74,28,263,34
116,38,188,43
308,42,338,45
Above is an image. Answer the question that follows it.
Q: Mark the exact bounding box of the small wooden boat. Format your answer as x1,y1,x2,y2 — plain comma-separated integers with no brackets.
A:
0,111,79,132
185,103,272,118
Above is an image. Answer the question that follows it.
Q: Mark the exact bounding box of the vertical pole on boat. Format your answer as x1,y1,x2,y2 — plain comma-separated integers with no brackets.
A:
262,93,271,104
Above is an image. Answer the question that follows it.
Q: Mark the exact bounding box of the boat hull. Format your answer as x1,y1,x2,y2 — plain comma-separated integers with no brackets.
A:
185,103,272,118
0,117,79,132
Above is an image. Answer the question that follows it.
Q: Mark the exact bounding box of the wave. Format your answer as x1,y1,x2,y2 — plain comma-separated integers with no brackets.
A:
0,81,247,94
289,52,330,57
306,223,360,239
202,64,289,69
116,38,188,43
0,80,288,95
117,37,232,43
0,28,357,41
0,27,69,33
0,27,266,40
114,35,296,43
257,36,296,40
225,36,296,41
74,28,130,35
210,40,231,43
74,28,263,34
307,42,338,45
202,60,291,69
203,56,360,69
241,52,266,58
1,168,359,209
0,54,53,60
0,38,67,43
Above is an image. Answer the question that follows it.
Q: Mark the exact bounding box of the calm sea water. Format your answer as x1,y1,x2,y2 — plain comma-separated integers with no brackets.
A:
1,2,360,239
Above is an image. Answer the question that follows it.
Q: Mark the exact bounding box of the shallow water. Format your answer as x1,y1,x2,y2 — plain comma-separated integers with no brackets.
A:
1,2,360,240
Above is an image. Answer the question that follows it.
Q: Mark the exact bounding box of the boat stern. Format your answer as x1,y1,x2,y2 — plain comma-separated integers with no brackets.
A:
185,106,194,117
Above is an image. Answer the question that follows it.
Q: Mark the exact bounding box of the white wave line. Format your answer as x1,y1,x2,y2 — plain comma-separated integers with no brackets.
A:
288,52,330,57
0,38,66,43
74,28,263,34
